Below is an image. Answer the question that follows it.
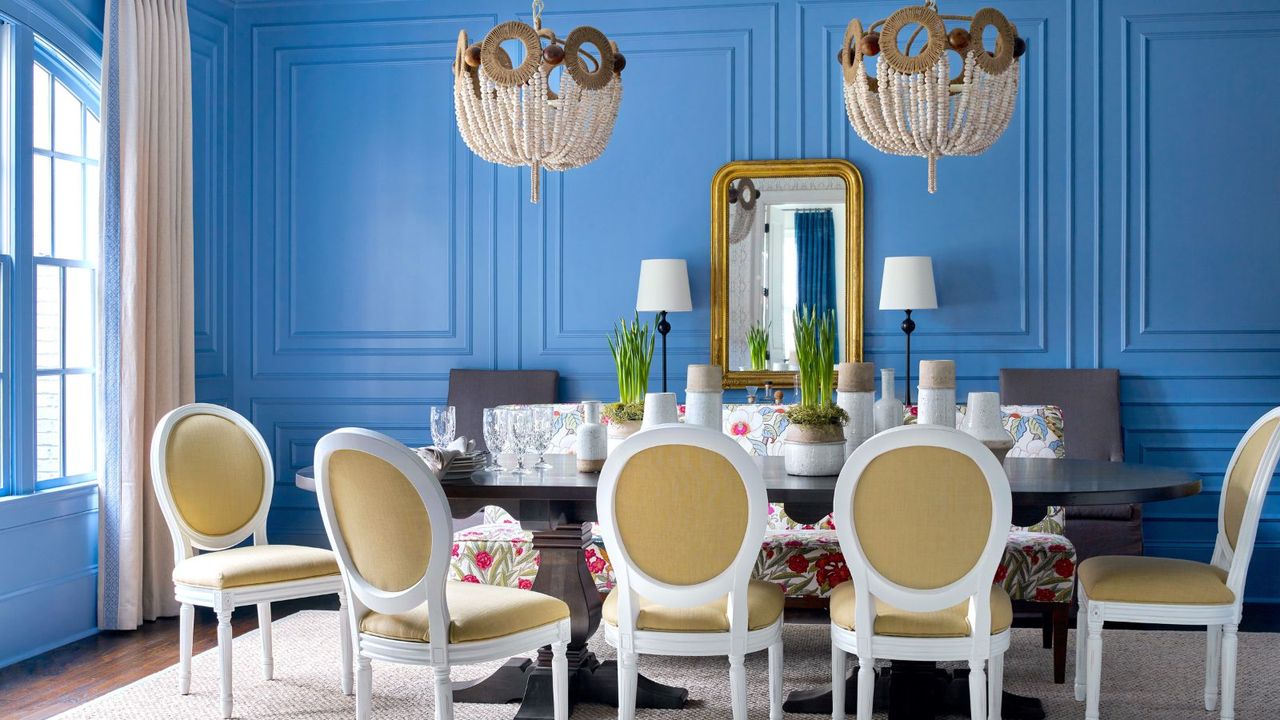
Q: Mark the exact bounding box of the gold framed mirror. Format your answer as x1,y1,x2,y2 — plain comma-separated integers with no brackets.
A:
710,159,864,389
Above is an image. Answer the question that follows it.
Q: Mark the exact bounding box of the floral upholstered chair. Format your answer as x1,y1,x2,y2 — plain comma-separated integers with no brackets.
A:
450,505,614,591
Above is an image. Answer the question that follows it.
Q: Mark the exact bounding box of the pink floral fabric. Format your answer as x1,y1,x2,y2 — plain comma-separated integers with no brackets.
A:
450,402,1075,604
451,521,615,592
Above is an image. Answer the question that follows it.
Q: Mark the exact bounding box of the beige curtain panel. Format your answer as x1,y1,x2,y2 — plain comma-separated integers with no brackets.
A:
98,0,196,631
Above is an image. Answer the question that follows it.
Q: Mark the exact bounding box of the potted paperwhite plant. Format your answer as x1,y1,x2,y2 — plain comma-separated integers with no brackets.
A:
604,313,654,449
747,324,769,371
783,307,849,475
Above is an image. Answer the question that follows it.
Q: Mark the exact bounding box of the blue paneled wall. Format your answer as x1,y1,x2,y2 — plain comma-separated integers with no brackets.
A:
5,0,1280,671
203,0,1280,602
201,0,1280,599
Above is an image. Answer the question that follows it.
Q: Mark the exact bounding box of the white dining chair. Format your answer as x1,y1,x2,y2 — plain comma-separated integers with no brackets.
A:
1075,406,1280,720
314,427,572,720
830,424,1012,720
151,403,351,719
597,424,785,720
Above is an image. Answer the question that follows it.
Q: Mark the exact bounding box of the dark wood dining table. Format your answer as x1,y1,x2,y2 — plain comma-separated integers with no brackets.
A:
296,453,1199,720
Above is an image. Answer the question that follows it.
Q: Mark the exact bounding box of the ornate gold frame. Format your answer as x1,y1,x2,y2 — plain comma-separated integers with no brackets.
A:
710,159,864,389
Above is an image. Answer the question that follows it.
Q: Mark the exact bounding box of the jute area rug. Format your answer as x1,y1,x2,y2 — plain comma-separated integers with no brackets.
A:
54,610,1280,718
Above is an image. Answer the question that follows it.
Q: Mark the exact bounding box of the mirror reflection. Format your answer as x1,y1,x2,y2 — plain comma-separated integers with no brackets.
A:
727,176,850,371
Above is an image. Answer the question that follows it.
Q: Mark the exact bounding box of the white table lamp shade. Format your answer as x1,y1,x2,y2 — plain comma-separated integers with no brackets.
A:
879,256,938,310
635,259,693,312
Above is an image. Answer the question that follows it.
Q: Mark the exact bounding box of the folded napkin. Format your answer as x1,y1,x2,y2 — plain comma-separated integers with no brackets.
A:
418,437,472,475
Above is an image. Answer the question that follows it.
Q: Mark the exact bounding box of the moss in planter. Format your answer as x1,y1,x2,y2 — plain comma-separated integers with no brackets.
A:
603,401,645,424
786,404,849,427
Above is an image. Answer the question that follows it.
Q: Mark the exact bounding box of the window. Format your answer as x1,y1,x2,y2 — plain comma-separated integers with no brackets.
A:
0,28,101,496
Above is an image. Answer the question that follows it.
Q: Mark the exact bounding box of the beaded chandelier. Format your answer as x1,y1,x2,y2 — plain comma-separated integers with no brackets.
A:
838,1,1025,193
454,1,624,203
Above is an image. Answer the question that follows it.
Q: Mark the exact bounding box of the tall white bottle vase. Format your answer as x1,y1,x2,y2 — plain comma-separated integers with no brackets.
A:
838,391,875,452
917,360,957,427
576,401,608,473
685,364,724,430
836,361,876,455
874,368,904,433
685,391,722,429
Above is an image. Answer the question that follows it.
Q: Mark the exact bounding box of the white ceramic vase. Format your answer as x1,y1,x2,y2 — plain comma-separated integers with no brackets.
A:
960,391,1014,462
917,360,957,427
917,387,956,426
576,401,607,473
685,391,722,430
838,390,875,455
874,368,904,433
642,392,679,429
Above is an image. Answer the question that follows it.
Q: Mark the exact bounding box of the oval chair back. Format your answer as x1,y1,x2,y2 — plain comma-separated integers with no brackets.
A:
314,428,454,642
833,425,1012,656
1213,407,1280,601
597,424,767,631
150,403,275,563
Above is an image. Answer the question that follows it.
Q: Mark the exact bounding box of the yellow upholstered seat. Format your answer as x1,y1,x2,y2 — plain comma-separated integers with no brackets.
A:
173,544,340,589
1078,556,1234,605
601,579,784,632
829,582,1013,638
359,582,570,644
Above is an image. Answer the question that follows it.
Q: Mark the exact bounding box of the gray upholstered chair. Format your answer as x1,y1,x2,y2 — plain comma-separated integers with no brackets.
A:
447,369,559,452
998,369,1142,562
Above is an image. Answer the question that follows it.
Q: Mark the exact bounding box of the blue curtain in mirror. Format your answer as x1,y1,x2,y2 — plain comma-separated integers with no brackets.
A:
795,209,835,315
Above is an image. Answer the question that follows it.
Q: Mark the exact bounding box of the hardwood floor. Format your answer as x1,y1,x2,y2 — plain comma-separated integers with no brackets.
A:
2,597,1276,720
0,595,337,720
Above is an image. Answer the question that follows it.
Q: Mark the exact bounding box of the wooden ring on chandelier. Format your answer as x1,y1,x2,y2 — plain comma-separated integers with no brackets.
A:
969,8,1017,75
564,26,615,90
480,20,542,87
841,18,865,82
879,5,947,75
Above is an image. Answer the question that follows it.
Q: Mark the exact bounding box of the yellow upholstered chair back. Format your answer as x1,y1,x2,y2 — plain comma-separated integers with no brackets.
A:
853,445,993,590
598,424,767,611
315,428,454,620
833,425,1011,640
1215,408,1280,595
150,403,274,555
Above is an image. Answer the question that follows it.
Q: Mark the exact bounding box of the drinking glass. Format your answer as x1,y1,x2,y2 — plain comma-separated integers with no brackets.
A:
430,405,456,448
532,407,554,470
507,407,534,475
481,408,503,471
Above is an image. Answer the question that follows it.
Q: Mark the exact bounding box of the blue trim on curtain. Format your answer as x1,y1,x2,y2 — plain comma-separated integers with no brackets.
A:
100,0,123,628
795,209,835,315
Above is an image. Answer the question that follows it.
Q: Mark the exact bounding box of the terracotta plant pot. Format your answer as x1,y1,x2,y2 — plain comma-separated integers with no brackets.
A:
783,423,846,476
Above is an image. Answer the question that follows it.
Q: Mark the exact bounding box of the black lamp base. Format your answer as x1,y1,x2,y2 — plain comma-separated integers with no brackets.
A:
657,310,671,393
901,309,916,407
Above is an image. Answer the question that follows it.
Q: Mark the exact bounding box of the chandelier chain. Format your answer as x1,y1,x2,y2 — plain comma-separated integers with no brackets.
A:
532,0,544,29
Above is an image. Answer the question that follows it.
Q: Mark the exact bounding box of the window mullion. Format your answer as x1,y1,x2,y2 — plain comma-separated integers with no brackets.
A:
10,26,36,495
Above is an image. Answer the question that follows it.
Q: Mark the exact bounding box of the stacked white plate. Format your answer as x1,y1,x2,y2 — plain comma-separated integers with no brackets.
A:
439,450,485,481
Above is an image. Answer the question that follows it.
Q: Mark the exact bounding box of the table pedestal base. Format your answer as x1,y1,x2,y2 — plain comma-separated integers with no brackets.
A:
783,662,1045,720
452,652,688,719
452,522,688,718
